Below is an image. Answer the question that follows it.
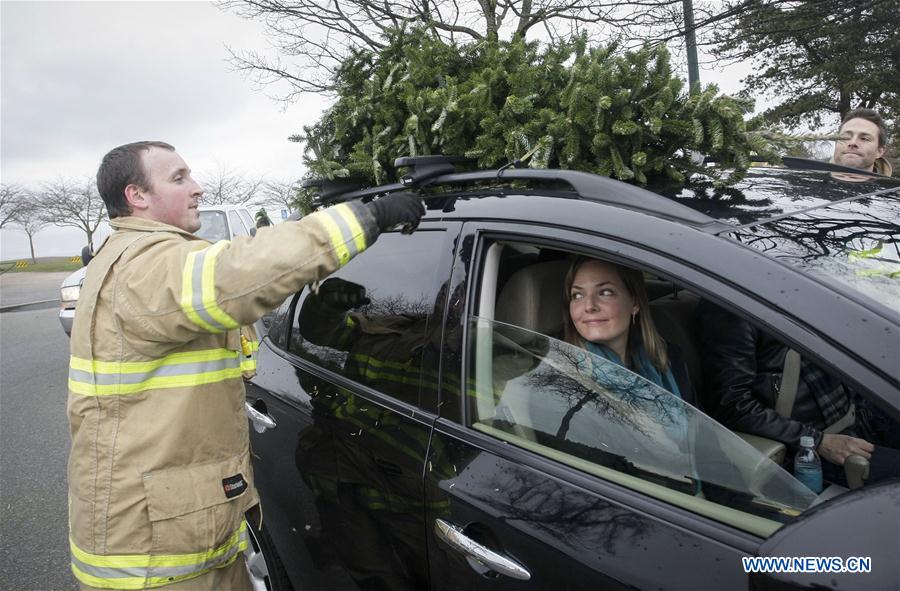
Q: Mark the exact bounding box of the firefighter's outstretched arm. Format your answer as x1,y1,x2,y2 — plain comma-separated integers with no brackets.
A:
116,192,425,345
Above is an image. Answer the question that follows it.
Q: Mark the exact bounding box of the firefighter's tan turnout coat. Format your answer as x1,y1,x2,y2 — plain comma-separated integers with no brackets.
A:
67,202,378,589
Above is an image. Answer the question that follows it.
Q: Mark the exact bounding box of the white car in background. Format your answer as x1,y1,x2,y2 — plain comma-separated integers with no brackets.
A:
59,205,257,335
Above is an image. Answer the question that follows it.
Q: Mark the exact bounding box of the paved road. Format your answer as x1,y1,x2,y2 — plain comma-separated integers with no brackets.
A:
0,271,72,309
0,303,76,590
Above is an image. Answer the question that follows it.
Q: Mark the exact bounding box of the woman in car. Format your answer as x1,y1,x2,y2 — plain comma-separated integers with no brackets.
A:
562,256,694,403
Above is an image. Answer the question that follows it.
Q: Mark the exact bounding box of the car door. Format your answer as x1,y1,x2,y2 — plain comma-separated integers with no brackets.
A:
246,223,461,590
423,219,898,590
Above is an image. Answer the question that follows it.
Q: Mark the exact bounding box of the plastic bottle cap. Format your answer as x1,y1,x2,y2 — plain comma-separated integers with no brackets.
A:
799,435,814,448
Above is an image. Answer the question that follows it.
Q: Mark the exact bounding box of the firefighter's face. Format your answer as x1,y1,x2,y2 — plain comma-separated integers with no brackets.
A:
138,147,203,233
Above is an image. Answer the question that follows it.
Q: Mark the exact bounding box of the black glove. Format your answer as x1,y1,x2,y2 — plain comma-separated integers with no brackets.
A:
368,192,425,233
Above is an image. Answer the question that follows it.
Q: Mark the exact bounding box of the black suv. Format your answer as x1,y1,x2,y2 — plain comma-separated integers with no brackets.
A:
243,159,899,591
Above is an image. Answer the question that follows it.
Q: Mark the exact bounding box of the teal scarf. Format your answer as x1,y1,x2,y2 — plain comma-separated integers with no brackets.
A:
584,340,681,399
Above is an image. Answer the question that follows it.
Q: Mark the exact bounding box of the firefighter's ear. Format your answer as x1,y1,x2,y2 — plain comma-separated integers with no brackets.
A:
124,184,149,211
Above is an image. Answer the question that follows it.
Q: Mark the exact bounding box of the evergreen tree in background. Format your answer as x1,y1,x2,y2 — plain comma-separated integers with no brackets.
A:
296,30,778,195
711,0,898,130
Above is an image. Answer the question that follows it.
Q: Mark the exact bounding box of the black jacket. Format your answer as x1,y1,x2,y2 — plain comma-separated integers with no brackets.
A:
695,300,854,451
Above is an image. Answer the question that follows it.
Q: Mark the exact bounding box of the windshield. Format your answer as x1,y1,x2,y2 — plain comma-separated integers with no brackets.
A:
727,191,900,311
467,317,816,535
195,210,229,242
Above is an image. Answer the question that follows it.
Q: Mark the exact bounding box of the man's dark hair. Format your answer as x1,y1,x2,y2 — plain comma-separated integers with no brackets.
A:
96,141,175,218
841,109,888,148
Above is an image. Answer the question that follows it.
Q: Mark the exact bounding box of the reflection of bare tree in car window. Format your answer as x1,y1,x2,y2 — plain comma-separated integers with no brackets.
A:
473,319,817,526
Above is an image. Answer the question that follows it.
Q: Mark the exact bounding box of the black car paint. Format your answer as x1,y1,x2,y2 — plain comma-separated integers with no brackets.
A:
751,481,900,590
247,168,900,590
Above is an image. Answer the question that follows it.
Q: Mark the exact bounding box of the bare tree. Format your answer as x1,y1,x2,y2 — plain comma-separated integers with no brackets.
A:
0,184,25,229
254,179,318,216
258,179,297,211
217,0,735,101
9,195,50,263
41,178,107,247
197,165,264,205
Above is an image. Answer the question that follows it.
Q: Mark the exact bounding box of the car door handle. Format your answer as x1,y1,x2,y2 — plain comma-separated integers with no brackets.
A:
245,402,276,433
434,518,531,581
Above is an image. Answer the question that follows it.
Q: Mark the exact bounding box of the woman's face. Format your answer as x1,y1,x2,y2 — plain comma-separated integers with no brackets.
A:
569,260,638,358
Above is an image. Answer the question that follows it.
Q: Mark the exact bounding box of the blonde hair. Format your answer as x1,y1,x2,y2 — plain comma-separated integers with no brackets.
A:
562,256,669,371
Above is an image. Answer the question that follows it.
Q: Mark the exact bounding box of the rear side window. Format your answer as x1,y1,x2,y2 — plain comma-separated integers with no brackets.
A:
228,211,250,236
237,209,255,231
287,230,449,408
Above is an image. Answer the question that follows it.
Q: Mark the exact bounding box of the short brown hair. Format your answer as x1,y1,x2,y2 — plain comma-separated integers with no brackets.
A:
96,141,175,218
562,256,669,371
841,109,888,148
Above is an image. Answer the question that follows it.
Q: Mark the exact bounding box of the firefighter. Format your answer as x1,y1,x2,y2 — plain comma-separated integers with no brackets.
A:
67,140,425,591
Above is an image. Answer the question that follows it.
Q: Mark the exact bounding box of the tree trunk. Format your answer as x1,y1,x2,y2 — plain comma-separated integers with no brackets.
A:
838,87,851,120
27,232,36,264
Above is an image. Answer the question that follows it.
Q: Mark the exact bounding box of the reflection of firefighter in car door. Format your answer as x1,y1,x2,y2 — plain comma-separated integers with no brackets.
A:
67,141,425,591
294,277,450,590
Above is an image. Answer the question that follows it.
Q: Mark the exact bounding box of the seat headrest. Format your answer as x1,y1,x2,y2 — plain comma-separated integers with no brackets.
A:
496,260,569,336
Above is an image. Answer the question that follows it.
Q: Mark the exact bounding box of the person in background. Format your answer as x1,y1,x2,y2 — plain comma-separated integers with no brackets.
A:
831,108,893,176
255,207,272,228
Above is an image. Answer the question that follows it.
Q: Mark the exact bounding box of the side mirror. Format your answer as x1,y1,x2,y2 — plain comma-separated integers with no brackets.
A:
81,245,93,267
250,227,258,237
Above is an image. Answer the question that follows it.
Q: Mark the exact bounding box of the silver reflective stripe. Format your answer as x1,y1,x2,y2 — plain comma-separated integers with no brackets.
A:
69,357,240,386
325,207,362,258
71,527,248,582
190,247,232,332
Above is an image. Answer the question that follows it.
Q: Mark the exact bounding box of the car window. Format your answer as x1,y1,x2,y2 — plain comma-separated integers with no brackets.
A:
228,211,250,236
467,316,816,535
237,209,255,231
287,230,449,408
195,211,229,242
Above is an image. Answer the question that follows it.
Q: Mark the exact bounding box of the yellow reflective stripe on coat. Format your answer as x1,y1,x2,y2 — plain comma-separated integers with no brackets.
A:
181,241,240,333
70,522,249,589
69,348,244,396
318,203,368,267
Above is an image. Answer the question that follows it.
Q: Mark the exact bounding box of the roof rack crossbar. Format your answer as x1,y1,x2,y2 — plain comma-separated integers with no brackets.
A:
394,155,476,187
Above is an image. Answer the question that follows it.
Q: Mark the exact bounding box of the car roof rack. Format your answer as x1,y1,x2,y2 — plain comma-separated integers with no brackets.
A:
396,155,477,186
304,155,479,207
303,155,726,229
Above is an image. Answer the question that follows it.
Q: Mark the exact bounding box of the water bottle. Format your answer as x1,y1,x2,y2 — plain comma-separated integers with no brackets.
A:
794,435,823,493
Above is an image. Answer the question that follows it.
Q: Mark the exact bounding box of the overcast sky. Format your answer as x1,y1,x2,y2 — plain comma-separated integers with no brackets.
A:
1,0,330,259
1,1,756,261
